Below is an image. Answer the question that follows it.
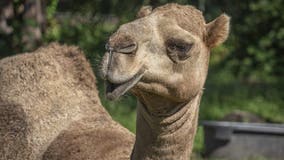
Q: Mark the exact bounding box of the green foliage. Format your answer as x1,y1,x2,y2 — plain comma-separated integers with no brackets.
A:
46,0,59,20
193,127,204,152
100,94,137,133
204,0,284,82
202,70,284,123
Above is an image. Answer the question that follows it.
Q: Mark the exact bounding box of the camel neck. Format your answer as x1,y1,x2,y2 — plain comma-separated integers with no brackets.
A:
131,92,202,160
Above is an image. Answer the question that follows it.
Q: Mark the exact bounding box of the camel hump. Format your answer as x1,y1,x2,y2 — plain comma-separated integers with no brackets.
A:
0,43,112,159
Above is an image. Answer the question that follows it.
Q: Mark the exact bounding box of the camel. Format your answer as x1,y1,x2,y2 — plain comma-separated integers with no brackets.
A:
0,43,134,160
101,3,230,160
0,3,229,160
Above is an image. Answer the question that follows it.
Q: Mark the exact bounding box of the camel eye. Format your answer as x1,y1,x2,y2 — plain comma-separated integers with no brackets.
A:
166,39,193,62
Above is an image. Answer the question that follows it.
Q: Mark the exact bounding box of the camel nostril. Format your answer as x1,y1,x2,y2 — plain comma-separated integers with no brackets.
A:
105,43,114,52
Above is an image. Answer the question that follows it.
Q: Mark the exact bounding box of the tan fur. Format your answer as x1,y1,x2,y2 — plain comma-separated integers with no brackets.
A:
101,3,230,160
206,14,230,48
153,3,206,38
0,43,134,160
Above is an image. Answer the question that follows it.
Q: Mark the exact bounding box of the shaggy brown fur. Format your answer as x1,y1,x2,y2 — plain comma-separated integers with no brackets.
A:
0,43,134,160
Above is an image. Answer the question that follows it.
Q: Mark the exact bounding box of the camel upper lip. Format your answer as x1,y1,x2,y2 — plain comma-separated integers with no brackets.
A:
105,69,145,100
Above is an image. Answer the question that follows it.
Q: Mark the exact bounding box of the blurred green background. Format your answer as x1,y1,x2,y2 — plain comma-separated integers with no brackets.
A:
0,0,283,157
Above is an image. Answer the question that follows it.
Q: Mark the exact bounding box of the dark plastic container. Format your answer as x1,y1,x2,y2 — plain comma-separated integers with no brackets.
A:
202,121,284,160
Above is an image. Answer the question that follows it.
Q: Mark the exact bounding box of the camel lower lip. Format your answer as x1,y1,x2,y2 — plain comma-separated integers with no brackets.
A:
106,70,145,100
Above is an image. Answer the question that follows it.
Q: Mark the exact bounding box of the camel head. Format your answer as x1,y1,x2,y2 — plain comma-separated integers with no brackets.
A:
101,3,230,106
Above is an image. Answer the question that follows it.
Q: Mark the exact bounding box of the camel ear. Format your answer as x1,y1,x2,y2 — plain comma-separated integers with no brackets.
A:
136,6,153,18
205,14,230,48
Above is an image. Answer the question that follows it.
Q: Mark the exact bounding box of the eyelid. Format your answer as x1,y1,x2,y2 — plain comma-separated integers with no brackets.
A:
166,39,192,51
119,43,136,49
166,38,191,46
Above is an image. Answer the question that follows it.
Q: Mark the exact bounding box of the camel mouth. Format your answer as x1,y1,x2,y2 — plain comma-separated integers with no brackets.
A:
105,69,145,100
